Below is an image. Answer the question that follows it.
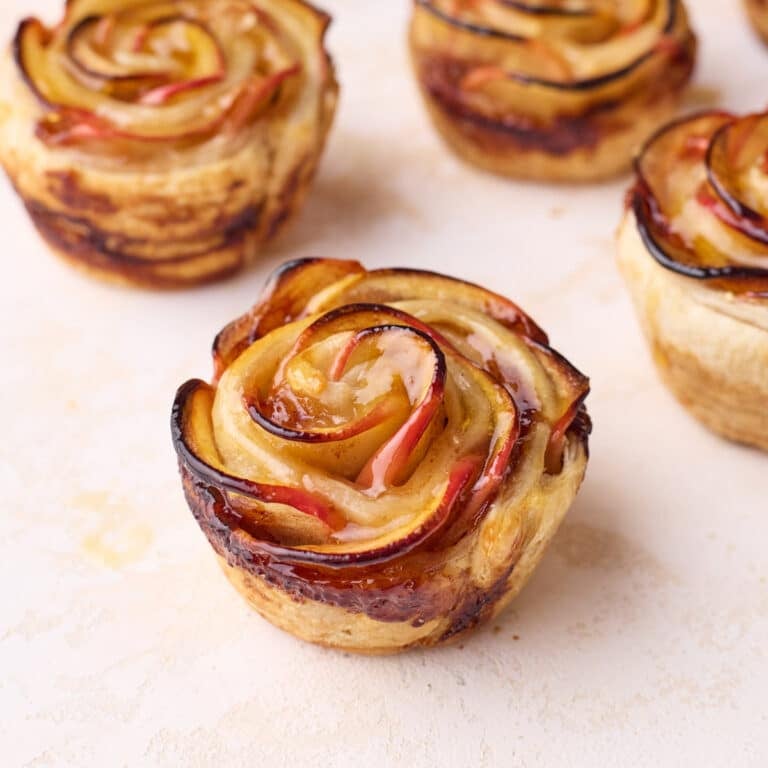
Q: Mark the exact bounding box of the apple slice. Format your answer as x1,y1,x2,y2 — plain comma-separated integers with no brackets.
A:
705,114,768,245
138,74,224,105
172,379,345,535
353,330,446,491
214,259,367,377
245,394,402,444
222,65,301,134
254,455,481,568
66,15,171,83
306,267,548,344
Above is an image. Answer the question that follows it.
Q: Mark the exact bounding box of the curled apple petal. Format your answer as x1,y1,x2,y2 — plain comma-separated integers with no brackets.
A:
746,0,768,45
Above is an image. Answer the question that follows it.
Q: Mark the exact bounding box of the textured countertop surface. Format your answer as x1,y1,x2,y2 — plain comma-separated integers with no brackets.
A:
2,1,766,766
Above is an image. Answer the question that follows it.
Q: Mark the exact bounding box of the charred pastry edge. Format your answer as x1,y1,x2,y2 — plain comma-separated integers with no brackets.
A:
630,109,768,295
414,0,680,90
4,2,338,288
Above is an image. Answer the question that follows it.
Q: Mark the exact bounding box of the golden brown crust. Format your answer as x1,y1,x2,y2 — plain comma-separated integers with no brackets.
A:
0,0,338,288
409,0,696,182
746,0,768,44
172,259,591,652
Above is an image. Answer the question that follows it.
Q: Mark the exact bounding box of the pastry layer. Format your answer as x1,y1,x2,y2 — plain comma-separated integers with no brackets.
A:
618,212,768,451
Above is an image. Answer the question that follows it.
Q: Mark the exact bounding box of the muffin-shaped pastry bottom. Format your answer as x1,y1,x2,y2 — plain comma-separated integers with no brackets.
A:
618,213,768,451
415,85,694,183
181,434,588,654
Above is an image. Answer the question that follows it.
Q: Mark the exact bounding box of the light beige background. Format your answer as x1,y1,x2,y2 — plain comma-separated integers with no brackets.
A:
1,1,766,766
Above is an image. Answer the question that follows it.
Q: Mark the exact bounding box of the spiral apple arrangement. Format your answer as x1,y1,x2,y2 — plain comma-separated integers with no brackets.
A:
172,259,591,652
16,1,305,146
619,110,768,452
0,0,337,287
409,0,696,181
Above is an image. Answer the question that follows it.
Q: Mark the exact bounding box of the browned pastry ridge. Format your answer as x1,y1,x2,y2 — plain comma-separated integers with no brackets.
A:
0,0,337,288
409,0,696,182
171,259,591,653
618,110,768,451
745,0,768,44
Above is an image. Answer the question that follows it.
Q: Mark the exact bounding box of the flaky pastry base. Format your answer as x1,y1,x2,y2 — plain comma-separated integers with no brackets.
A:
618,212,768,451
184,435,587,654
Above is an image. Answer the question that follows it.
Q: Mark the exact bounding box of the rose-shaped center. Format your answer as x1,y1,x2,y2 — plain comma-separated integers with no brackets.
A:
66,14,227,104
210,302,529,547
246,309,448,491
16,0,302,145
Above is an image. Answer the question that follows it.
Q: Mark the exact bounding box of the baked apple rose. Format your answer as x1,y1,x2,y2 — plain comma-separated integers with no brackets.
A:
746,0,768,44
619,111,768,451
0,0,337,287
409,0,696,182
172,259,591,653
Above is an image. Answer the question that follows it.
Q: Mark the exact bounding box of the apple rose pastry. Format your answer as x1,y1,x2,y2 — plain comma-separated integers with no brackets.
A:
171,259,591,653
0,0,337,287
409,0,696,182
618,110,768,451
746,0,768,44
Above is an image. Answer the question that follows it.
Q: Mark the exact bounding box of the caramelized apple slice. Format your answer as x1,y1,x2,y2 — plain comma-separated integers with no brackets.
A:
256,456,482,568
705,113,768,245
632,110,768,295
173,380,344,539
